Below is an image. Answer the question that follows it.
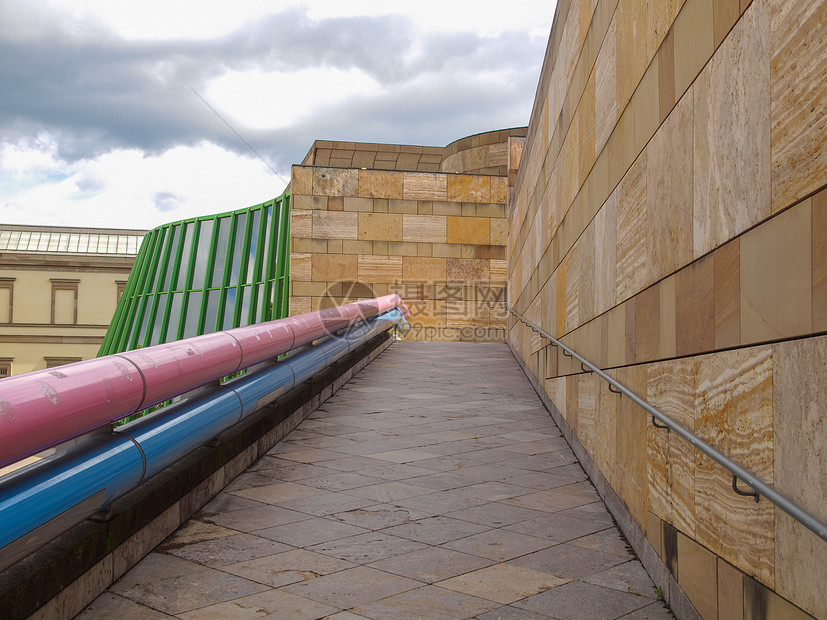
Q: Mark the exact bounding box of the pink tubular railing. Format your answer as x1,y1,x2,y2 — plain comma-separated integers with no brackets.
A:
0,294,409,469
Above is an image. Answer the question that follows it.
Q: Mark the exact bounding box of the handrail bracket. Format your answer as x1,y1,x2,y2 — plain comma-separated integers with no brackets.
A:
651,415,670,432
732,475,760,502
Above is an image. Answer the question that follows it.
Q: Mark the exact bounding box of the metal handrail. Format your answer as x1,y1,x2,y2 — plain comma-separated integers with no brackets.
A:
508,308,827,542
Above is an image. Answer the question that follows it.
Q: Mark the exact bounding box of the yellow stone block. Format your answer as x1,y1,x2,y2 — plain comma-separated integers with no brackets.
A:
290,253,312,281
312,253,357,282
312,211,358,240
773,335,827,619
447,175,491,202
342,240,373,255
769,0,827,212
292,281,328,297
387,241,420,256
402,215,447,243
433,201,463,216
489,218,507,246
616,0,651,111
447,258,489,285
402,173,448,200
358,213,403,242
292,238,327,253
357,255,403,284
406,299,447,329
694,345,775,585
740,199,811,343
431,243,462,258
490,259,507,287
673,0,714,98
343,197,374,213
291,166,312,194
446,216,490,245
491,177,508,204
312,167,358,196
290,296,311,316
402,257,447,284
292,195,328,211
291,209,313,238
358,170,404,199
446,300,490,328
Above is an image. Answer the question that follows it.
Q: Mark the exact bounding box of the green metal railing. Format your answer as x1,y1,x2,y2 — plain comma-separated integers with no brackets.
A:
99,192,291,356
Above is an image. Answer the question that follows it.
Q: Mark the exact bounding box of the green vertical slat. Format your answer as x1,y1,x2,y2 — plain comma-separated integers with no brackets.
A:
176,220,200,340
100,189,293,353
136,227,168,348
276,193,291,319
99,230,153,356
119,229,163,352
216,214,239,331
196,216,219,336
235,210,253,327
247,206,266,324
161,224,189,342
120,230,158,351
128,228,165,350
151,225,177,345
260,202,277,322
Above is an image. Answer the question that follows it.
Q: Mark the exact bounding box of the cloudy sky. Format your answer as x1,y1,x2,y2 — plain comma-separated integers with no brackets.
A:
0,1,556,230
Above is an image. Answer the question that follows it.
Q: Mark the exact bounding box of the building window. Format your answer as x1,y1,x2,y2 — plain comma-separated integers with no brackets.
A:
44,356,82,368
0,357,12,378
51,279,79,325
116,280,127,303
0,278,13,324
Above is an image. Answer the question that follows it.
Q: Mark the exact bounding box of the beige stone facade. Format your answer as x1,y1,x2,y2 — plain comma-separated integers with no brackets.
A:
508,0,826,618
0,225,143,375
289,132,523,341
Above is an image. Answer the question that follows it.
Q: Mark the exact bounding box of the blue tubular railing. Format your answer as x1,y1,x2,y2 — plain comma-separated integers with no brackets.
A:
0,308,408,572
509,308,827,543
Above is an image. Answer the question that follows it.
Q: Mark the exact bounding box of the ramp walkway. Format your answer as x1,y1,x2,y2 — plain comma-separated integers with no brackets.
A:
77,342,671,619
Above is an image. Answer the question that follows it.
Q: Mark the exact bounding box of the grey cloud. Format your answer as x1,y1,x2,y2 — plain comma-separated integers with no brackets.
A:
0,5,545,168
75,173,105,194
153,191,181,212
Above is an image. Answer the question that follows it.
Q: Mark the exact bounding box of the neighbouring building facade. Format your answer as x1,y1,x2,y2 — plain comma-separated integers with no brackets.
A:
0,224,144,375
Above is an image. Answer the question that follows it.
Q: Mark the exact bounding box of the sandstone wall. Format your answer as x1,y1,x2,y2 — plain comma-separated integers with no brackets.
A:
302,140,444,172
507,0,826,618
290,164,508,341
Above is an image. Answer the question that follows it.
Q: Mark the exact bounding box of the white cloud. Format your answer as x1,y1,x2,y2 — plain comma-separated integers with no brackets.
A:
0,134,63,181
2,1,558,229
205,66,382,130
0,141,286,230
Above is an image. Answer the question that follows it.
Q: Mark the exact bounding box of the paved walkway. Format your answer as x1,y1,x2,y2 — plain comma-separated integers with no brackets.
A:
78,342,671,619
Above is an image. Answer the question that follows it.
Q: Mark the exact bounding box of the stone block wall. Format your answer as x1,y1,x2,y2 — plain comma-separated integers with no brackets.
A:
301,140,445,172
508,0,826,618
289,161,509,341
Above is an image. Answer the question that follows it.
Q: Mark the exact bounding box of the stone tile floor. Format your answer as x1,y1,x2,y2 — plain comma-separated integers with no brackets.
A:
77,342,672,619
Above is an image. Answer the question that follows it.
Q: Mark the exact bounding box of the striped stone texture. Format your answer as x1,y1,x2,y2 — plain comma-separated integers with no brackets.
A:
290,166,508,342
507,0,826,618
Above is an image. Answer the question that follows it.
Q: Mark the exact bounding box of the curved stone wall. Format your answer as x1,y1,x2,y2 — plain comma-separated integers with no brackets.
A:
440,127,527,176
